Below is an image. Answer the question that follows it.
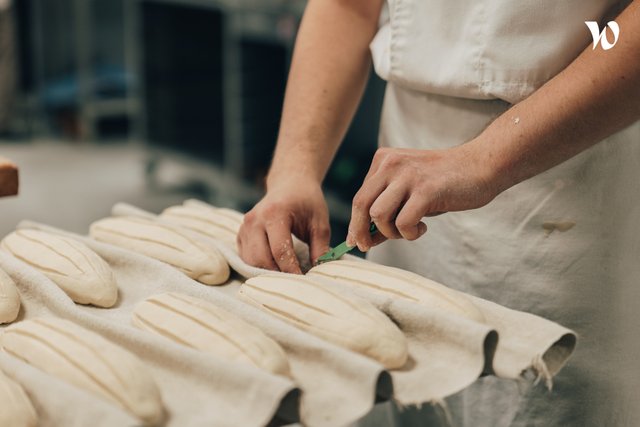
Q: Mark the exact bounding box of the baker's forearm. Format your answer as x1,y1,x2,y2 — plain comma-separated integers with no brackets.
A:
475,0,640,193
267,0,383,188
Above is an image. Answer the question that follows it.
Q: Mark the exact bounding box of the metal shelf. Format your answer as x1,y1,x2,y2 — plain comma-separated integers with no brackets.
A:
132,0,306,210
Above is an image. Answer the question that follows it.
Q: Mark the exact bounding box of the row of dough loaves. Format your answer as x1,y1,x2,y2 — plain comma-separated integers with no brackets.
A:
0,201,486,424
0,212,235,319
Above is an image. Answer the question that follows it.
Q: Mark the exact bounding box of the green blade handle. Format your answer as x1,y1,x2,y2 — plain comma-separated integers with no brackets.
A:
316,222,379,264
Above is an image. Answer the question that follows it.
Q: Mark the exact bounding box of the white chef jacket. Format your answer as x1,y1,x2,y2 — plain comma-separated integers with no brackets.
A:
367,1,640,426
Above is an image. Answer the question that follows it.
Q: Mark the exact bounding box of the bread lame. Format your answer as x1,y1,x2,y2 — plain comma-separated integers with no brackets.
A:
316,223,378,264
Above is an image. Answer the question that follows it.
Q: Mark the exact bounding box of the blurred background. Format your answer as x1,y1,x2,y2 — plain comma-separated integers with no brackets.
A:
0,0,385,244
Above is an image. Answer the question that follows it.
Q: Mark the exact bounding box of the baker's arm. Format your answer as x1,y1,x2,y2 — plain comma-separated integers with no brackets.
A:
348,1,640,250
238,0,383,272
0,156,18,197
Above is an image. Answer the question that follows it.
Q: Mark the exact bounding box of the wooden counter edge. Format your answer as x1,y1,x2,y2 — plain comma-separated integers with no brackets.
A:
0,156,19,197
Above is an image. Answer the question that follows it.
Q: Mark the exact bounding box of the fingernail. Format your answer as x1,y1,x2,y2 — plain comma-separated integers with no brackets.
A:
418,222,427,237
346,232,356,248
357,243,369,252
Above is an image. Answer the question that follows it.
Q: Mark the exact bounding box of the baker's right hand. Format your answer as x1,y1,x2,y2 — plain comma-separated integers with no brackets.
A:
238,179,331,274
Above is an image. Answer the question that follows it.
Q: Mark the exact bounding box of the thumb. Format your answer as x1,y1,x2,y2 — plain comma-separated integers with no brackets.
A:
309,221,331,265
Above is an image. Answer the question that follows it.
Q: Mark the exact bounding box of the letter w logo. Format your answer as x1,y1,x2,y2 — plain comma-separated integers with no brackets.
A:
585,21,620,50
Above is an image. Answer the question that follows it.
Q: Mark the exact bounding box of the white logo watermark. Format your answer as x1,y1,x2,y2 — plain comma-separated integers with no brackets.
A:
585,21,620,50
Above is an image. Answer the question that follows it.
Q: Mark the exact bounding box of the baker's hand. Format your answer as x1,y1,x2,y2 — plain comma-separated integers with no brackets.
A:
346,144,498,251
238,179,330,274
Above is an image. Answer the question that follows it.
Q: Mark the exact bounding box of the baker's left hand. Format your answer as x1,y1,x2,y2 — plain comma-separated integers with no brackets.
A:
346,143,499,251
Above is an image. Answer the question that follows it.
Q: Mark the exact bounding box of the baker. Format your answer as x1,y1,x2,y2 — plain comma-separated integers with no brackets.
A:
238,0,640,425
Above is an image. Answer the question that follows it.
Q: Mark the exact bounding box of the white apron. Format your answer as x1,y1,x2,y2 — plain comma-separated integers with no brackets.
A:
368,1,640,426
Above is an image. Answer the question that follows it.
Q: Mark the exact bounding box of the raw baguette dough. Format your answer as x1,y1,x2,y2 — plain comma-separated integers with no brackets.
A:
89,216,230,285
239,274,408,369
308,260,485,323
132,292,290,376
0,318,164,425
0,369,38,427
0,267,20,323
161,202,243,249
183,199,245,225
0,230,118,307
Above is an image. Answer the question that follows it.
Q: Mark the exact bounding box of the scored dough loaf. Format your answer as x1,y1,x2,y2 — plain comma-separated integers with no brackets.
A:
239,274,408,369
0,267,20,323
160,203,243,249
183,199,245,225
89,216,230,285
132,292,290,376
0,230,118,307
0,369,38,427
0,318,164,425
308,260,485,322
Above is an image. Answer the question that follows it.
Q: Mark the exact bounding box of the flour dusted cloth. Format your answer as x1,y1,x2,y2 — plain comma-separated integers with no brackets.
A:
300,272,575,403
112,203,575,408
0,249,298,427
9,220,390,427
